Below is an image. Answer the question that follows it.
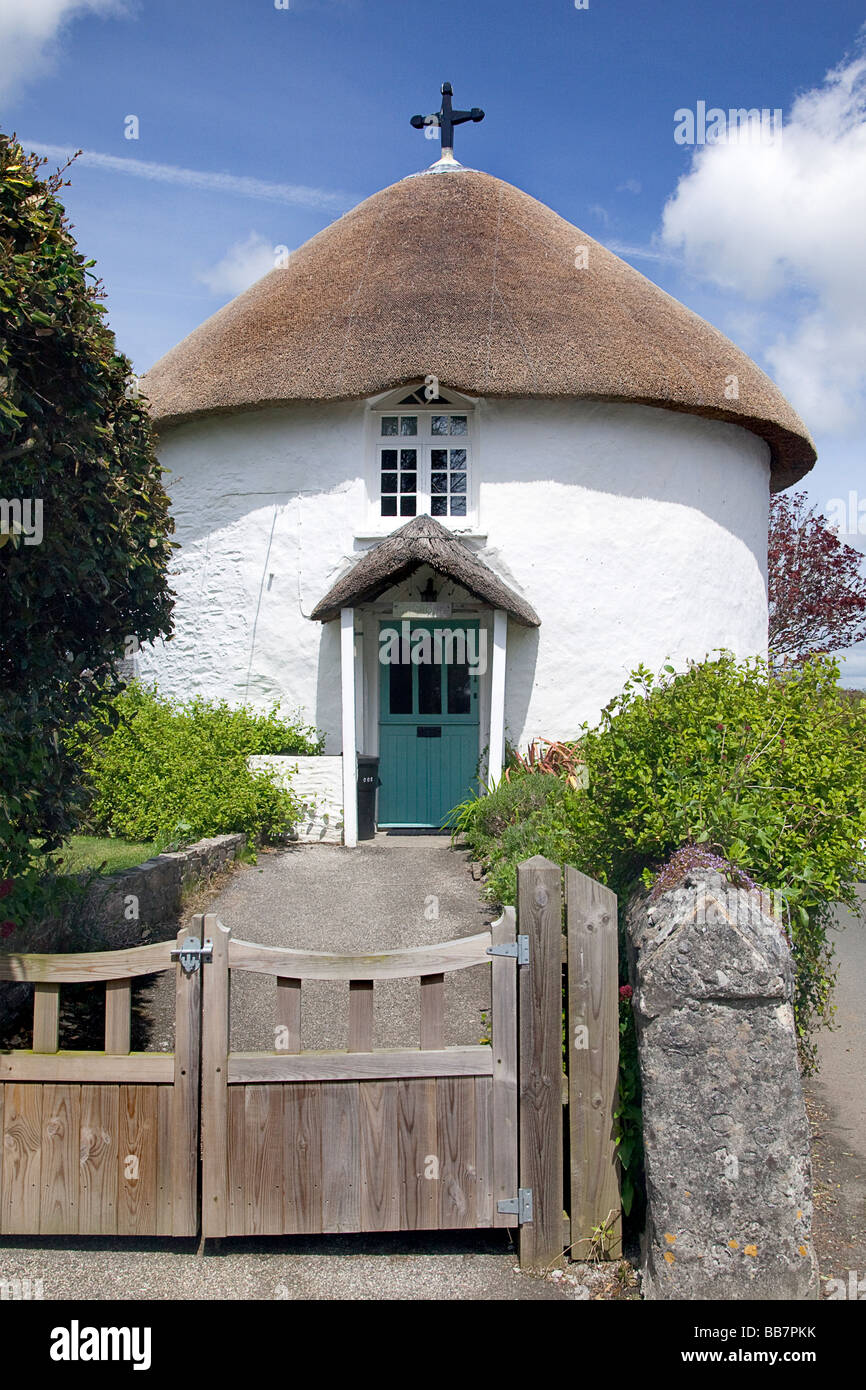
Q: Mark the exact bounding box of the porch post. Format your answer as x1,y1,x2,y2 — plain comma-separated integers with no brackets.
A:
488,608,507,787
341,606,358,847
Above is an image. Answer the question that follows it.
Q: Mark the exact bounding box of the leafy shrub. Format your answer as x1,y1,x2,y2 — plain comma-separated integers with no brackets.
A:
69,683,323,848
456,653,866,1062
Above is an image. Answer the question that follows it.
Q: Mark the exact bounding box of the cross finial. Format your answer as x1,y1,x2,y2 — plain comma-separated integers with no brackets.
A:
410,82,484,158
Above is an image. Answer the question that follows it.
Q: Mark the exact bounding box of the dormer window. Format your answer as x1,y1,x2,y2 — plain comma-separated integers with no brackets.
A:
372,386,475,526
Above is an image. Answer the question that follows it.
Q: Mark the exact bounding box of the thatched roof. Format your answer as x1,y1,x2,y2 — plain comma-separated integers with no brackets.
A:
310,515,541,625
142,166,815,490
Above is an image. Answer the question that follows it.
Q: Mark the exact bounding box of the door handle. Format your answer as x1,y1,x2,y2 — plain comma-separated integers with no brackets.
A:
417,726,442,738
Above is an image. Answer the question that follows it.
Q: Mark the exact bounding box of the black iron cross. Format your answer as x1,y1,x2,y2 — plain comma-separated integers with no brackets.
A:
410,82,484,155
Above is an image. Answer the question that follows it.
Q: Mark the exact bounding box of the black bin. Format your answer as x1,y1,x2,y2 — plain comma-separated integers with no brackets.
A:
356,755,380,841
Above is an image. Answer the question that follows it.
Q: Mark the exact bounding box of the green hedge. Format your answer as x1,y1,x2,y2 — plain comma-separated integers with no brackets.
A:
69,683,324,849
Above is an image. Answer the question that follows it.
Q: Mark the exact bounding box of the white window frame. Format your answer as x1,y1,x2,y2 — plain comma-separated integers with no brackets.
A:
364,384,478,533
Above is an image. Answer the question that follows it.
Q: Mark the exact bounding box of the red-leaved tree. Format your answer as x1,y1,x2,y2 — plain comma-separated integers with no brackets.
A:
769,491,866,664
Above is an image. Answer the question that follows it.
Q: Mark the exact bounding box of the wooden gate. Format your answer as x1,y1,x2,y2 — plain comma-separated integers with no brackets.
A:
200,909,519,1239
0,929,199,1236
0,856,620,1267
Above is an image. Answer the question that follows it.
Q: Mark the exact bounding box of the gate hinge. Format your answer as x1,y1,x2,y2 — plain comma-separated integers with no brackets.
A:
486,935,529,966
170,936,213,974
497,1188,533,1223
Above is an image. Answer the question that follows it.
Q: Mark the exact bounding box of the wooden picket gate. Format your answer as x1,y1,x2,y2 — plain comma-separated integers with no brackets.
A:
0,930,199,1236
0,856,620,1269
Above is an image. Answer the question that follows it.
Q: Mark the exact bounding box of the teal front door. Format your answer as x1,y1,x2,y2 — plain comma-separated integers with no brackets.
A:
378,620,481,828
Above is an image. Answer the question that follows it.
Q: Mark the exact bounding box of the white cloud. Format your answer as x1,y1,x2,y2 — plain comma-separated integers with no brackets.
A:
23,141,355,212
617,178,642,195
0,0,124,98
660,48,866,434
197,232,283,297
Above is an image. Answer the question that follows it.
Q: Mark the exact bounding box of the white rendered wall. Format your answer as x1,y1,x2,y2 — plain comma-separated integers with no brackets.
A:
139,397,771,752
248,755,343,843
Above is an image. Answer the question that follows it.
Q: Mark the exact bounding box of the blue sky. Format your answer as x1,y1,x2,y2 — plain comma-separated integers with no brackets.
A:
3,0,865,682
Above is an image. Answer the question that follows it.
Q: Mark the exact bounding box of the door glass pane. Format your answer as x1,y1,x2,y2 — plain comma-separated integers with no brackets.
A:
418,660,441,714
447,660,472,714
389,660,412,715
400,416,418,436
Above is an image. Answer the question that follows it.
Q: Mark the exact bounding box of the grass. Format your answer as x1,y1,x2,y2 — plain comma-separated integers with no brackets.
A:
52,835,162,876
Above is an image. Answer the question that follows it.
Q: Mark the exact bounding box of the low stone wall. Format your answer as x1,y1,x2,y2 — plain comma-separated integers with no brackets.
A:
626,869,818,1301
0,834,244,1041
249,754,344,844
84,833,245,945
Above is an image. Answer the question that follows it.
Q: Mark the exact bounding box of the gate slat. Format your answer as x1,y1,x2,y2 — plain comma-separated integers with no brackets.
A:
105,980,131,1055
284,1083,322,1234
277,978,301,1053
474,1075,493,1227
396,1079,438,1230
437,1076,477,1229
156,1085,173,1235
348,981,374,1052
39,1084,79,1234
360,1081,398,1231
171,921,201,1237
33,983,60,1053
79,1085,118,1235
1,1083,43,1234
321,1082,360,1232
201,917,231,1237
245,1085,284,1234
491,907,518,1227
420,974,444,1050
118,1084,157,1235
566,867,621,1259
517,856,565,1271
227,1084,246,1236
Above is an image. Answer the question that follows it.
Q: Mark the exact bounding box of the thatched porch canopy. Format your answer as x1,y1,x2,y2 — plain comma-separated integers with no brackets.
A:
310,515,540,626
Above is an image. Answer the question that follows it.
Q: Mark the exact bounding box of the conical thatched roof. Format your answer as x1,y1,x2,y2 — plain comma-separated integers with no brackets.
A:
142,166,815,490
310,515,540,625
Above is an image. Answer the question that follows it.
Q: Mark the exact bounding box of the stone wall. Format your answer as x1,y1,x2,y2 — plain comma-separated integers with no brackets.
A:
626,869,818,1301
249,754,344,844
84,833,245,945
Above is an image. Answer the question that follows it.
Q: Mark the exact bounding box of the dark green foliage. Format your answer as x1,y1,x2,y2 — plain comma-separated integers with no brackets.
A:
0,135,175,922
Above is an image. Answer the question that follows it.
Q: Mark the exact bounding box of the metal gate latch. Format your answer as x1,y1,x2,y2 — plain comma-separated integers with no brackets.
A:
497,1188,533,1223
170,937,213,974
486,935,529,965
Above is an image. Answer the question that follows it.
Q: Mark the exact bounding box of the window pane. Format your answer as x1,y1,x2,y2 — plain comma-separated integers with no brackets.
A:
400,449,417,468
388,659,412,715
450,448,467,468
381,448,397,466
381,496,397,516
431,497,447,516
450,416,468,435
381,417,398,436
447,660,471,714
450,473,466,493
431,448,447,467
431,472,448,494
400,496,417,516
431,416,449,436
418,661,441,714
450,496,467,516
400,416,418,436
381,472,398,493
399,473,417,493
